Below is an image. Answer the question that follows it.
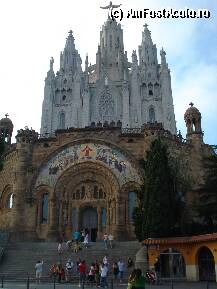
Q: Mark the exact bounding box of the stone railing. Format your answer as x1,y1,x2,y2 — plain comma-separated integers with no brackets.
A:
121,128,142,134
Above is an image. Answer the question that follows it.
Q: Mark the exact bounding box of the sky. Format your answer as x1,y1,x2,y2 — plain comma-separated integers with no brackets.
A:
0,0,216,145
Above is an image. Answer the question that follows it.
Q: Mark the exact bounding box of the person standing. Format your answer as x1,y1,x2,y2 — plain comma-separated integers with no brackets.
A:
108,233,114,248
118,259,125,283
112,262,119,283
103,233,108,249
78,260,86,287
100,263,109,288
83,233,89,248
65,259,74,282
35,260,43,284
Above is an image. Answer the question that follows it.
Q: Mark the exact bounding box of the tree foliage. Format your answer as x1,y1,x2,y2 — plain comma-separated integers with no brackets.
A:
133,138,184,240
194,153,217,230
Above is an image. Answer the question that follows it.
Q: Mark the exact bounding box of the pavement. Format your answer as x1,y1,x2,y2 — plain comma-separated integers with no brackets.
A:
1,282,217,289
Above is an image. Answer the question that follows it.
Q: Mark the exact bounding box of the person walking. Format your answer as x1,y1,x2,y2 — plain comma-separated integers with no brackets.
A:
83,233,89,248
112,262,119,283
118,259,125,283
35,260,43,284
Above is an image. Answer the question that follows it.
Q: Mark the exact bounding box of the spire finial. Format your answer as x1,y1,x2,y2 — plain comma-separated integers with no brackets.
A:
50,57,54,70
189,102,194,107
5,113,9,118
68,30,73,37
143,23,148,30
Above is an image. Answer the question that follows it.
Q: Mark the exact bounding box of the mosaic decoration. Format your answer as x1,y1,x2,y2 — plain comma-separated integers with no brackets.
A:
35,143,142,188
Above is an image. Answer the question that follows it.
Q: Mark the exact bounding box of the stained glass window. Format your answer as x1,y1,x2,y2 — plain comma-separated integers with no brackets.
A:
128,191,136,223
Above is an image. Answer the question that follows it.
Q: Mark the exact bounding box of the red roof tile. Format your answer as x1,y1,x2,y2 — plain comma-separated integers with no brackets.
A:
143,232,217,245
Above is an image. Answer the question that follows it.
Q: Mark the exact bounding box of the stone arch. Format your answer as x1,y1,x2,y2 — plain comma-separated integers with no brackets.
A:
196,246,216,281
0,185,14,210
158,248,186,278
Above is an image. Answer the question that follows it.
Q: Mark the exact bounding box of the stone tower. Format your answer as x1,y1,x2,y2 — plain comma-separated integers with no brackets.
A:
40,20,177,136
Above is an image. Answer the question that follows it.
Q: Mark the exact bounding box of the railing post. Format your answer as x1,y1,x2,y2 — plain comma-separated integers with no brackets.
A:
53,275,56,289
110,278,114,289
26,276,30,289
171,279,174,289
1,275,4,288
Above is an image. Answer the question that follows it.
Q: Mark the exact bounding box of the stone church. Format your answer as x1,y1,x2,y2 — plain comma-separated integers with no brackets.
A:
0,17,213,241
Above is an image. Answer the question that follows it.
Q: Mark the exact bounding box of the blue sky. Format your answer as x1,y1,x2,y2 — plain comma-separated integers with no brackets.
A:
0,0,216,144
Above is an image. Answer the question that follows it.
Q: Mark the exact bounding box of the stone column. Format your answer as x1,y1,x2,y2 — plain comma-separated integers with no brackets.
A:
47,198,59,241
97,207,101,240
113,197,126,240
185,265,199,281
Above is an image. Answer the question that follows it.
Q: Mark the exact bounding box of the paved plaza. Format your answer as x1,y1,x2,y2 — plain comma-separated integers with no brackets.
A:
1,282,217,289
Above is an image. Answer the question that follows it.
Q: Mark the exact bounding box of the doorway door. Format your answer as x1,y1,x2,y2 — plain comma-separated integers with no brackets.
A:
80,207,98,242
198,247,216,281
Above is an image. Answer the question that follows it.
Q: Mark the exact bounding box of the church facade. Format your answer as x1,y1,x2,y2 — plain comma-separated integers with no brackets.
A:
0,18,213,241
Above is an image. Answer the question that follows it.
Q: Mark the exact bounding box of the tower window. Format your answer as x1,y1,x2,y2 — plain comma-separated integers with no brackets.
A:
109,35,112,48
59,112,65,129
149,90,153,96
62,95,66,101
149,107,155,123
41,193,48,224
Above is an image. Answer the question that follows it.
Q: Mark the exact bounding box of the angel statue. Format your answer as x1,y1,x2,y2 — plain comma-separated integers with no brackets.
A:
100,1,122,17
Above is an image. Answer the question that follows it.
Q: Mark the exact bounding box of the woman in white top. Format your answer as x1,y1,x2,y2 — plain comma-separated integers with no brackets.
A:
83,233,89,248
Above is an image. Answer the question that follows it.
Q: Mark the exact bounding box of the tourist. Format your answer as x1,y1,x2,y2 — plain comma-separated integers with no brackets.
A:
65,259,74,282
127,257,134,268
88,262,95,286
35,260,43,284
112,262,119,282
78,260,86,287
102,254,108,266
127,269,137,289
108,233,114,248
49,263,58,281
154,257,161,285
100,263,109,288
94,261,100,287
103,233,108,249
80,229,85,242
73,230,81,241
83,233,89,248
132,268,145,289
58,266,65,283
66,239,73,251
57,241,63,256
73,240,81,253
118,259,125,283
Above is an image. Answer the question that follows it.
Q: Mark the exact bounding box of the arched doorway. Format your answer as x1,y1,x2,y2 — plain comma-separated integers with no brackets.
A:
198,247,216,281
159,249,186,279
80,207,98,242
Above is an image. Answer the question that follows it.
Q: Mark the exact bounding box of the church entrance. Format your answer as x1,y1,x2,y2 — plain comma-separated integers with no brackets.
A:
80,207,98,242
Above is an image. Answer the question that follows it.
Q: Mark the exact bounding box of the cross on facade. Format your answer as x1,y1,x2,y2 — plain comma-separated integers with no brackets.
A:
5,113,9,118
189,102,194,107
143,23,148,29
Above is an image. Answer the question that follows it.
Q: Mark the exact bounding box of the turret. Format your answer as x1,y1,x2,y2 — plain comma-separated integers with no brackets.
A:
0,114,14,144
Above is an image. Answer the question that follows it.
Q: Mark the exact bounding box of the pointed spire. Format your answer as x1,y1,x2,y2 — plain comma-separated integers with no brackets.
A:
132,50,138,71
160,47,167,66
85,54,88,72
65,30,75,50
142,23,153,46
50,57,54,71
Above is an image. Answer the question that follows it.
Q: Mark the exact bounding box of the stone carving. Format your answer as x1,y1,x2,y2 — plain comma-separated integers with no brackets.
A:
16,127,39,143
99,88,115,122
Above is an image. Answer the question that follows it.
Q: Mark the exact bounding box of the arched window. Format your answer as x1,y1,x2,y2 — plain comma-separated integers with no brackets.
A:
128,192,137,223
149,107,155,123
41,193,48,224
101,208,107,227
6,193,14,209
59,112,65,129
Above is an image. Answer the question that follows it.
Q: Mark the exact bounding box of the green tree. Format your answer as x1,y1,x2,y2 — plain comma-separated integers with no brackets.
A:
194,152,217,230
133,138,184,240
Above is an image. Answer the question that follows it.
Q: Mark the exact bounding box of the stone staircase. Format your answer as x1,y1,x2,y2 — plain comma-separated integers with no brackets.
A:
0,241,141,281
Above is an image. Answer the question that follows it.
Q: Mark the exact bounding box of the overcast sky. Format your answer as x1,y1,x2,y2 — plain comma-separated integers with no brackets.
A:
0,0,216,145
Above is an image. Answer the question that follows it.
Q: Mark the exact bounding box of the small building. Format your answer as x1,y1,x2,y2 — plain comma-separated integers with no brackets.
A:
144,233,217,282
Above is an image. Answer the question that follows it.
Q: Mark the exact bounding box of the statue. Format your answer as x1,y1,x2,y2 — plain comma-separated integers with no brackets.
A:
100,1,122,17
